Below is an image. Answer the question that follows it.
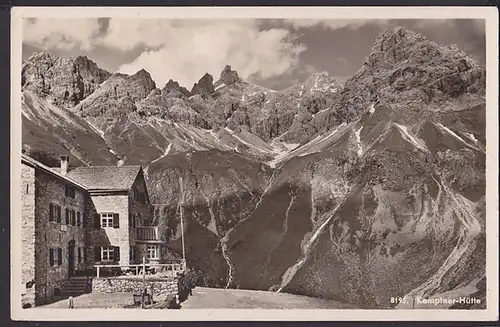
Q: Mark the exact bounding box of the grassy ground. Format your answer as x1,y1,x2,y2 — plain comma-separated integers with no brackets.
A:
181,287,357,309
36,292,139,309
34,287,357,309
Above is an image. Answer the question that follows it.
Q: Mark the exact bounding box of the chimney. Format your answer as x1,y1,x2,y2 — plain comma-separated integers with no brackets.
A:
117,159,124,167
60,155,70,175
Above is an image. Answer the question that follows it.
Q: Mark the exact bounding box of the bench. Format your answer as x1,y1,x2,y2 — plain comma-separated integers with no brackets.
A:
133,293,152,305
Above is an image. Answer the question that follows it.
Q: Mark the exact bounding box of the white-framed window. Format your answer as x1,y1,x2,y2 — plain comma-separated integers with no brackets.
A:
147,245,159,260
102,247,115,262
101,213,114,228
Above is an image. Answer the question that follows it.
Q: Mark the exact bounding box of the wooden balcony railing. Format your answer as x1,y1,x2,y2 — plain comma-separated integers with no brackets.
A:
136,226,159,241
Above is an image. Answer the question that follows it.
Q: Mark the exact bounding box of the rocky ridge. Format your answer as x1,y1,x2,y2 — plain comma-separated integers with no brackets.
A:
21,27,487,308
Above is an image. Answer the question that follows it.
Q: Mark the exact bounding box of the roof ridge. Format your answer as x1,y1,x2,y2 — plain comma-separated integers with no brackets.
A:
21,154,88,190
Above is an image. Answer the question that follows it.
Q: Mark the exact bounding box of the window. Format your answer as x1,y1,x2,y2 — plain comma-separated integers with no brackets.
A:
78,247,86,264
133,188,146,204
129,246,136,262
94,246,120,262
129,213,137,228
49,203,60,222
76,212,81,227
65,185,75,199
26,183,29,194
49,248,62,267
147,245,159,260
98,213,119,228
102,247,114,261
101,213,113,228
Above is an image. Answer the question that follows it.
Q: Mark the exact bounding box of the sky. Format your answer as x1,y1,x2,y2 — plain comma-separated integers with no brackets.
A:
22,18,485,91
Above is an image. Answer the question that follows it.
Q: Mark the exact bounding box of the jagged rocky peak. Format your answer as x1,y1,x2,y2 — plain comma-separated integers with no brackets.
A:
129,69,156,89
191,73,215,96
218,64,240,85
74,55,111,83
21,52,113,107
163,78,192,97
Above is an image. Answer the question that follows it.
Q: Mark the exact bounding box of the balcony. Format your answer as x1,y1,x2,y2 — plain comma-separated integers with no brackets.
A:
136,226,159,242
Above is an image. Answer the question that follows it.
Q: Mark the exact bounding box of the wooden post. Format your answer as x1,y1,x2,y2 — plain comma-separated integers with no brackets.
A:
136,265,138,275
96,266,100,278
141,256,146,309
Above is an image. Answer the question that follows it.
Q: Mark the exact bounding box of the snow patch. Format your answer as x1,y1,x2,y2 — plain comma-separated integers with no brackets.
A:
278,204,342,292
369,103,375,114
466,133,478,143
150,143,173,164
437,123,467,143
214,83,226,91
354,126,363,157
87,121,105,139
394,123,428,152
224,127,269,154
436,123,480,150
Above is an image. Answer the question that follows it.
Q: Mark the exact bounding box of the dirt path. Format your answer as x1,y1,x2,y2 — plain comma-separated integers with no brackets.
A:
181,287,357,309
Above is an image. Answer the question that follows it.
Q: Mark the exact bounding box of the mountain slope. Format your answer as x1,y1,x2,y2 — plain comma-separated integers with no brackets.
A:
219,27,486,308
20,26,487,309
21,90,118,166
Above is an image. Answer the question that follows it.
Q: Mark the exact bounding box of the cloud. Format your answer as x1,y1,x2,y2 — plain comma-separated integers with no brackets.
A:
23,18,101,50
112,19,306,88
282,19,390,30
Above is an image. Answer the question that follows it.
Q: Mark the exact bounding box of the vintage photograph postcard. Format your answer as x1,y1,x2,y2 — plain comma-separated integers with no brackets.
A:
10,6,498,321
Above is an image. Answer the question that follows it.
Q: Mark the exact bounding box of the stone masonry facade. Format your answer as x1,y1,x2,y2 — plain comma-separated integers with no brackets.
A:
20,155,170,306
21,165,35,288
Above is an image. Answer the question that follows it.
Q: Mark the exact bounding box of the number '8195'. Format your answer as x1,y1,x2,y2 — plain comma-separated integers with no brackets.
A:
390,297,408,304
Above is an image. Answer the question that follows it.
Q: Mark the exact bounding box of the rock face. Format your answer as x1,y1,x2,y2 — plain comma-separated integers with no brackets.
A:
21,27,486,308
22,52,111,108
191,73,215,97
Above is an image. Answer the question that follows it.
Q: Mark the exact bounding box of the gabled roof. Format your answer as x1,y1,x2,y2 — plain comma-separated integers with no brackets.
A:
21,154,87,191
65,165,143,191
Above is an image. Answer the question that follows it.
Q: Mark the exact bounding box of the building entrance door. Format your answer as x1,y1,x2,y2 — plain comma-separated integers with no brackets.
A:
68,240,75,278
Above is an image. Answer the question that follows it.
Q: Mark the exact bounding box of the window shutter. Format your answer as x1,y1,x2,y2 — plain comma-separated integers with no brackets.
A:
49,249,54,267
94,214,101,229
94,246,101,262
65,208,69,224
77,212,81,227
57,206,61,223
72,210,76,226
49,204,54,222
114,246,120,262
57,248,62,266
78,248,81,263
84,249,88,263
113,213,120,228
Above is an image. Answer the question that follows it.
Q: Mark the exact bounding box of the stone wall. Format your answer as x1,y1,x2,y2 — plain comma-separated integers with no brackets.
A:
21,164,36,295
92,277,178,298
34,169,88,305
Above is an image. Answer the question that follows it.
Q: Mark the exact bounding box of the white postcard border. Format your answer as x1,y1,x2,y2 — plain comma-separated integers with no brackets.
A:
10,6,499,321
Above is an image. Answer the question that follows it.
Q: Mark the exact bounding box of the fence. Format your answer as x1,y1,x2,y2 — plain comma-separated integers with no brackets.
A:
94,261,186,278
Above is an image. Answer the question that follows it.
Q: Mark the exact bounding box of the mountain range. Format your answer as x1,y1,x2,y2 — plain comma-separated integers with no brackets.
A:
21,26,486,309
